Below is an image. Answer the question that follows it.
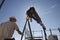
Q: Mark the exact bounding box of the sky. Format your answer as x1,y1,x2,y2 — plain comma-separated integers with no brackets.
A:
0,0,60,40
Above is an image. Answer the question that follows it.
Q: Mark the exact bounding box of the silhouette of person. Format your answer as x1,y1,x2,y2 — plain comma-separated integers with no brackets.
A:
0,16,23,40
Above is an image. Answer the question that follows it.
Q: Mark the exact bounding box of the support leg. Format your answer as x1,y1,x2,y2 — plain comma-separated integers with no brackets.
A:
21,19,28,40
40,23,47,40
28,20,33,40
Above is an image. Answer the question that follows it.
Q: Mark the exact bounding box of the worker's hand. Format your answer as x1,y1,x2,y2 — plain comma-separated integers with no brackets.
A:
20,32,23,35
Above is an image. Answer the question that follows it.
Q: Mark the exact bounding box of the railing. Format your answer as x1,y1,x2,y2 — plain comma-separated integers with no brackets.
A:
25,28,60,40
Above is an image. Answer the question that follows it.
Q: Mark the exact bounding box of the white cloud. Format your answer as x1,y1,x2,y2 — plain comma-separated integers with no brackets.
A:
47,4,56,11
43,4,56,15
50,4,56,9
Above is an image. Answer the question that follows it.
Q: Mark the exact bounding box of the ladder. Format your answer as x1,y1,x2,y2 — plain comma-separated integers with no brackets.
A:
21,19,33,40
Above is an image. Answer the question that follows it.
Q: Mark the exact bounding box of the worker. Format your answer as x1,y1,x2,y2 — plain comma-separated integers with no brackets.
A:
0,16,23,40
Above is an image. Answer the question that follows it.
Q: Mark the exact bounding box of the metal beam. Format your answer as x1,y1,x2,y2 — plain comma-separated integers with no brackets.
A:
0,0,5,9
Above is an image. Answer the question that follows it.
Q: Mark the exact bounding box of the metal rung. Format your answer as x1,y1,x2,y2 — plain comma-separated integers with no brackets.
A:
25,36,43,39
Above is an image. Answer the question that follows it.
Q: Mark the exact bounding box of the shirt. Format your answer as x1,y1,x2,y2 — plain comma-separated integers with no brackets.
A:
0,21,19,40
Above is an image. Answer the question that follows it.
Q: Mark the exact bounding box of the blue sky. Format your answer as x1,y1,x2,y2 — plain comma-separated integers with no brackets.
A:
0,0,60,40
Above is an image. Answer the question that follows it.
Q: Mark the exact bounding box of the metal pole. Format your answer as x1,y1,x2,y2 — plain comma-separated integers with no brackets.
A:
50,29,52,35
28,20,33,40
0,0,5,9
21,19,28,40
40,23,47,40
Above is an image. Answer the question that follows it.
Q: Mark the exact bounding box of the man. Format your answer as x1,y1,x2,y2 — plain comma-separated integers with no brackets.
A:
0,17,23,40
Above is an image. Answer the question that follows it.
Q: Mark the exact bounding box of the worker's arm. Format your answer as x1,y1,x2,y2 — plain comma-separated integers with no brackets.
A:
14,23,23,35
16,29,23,35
